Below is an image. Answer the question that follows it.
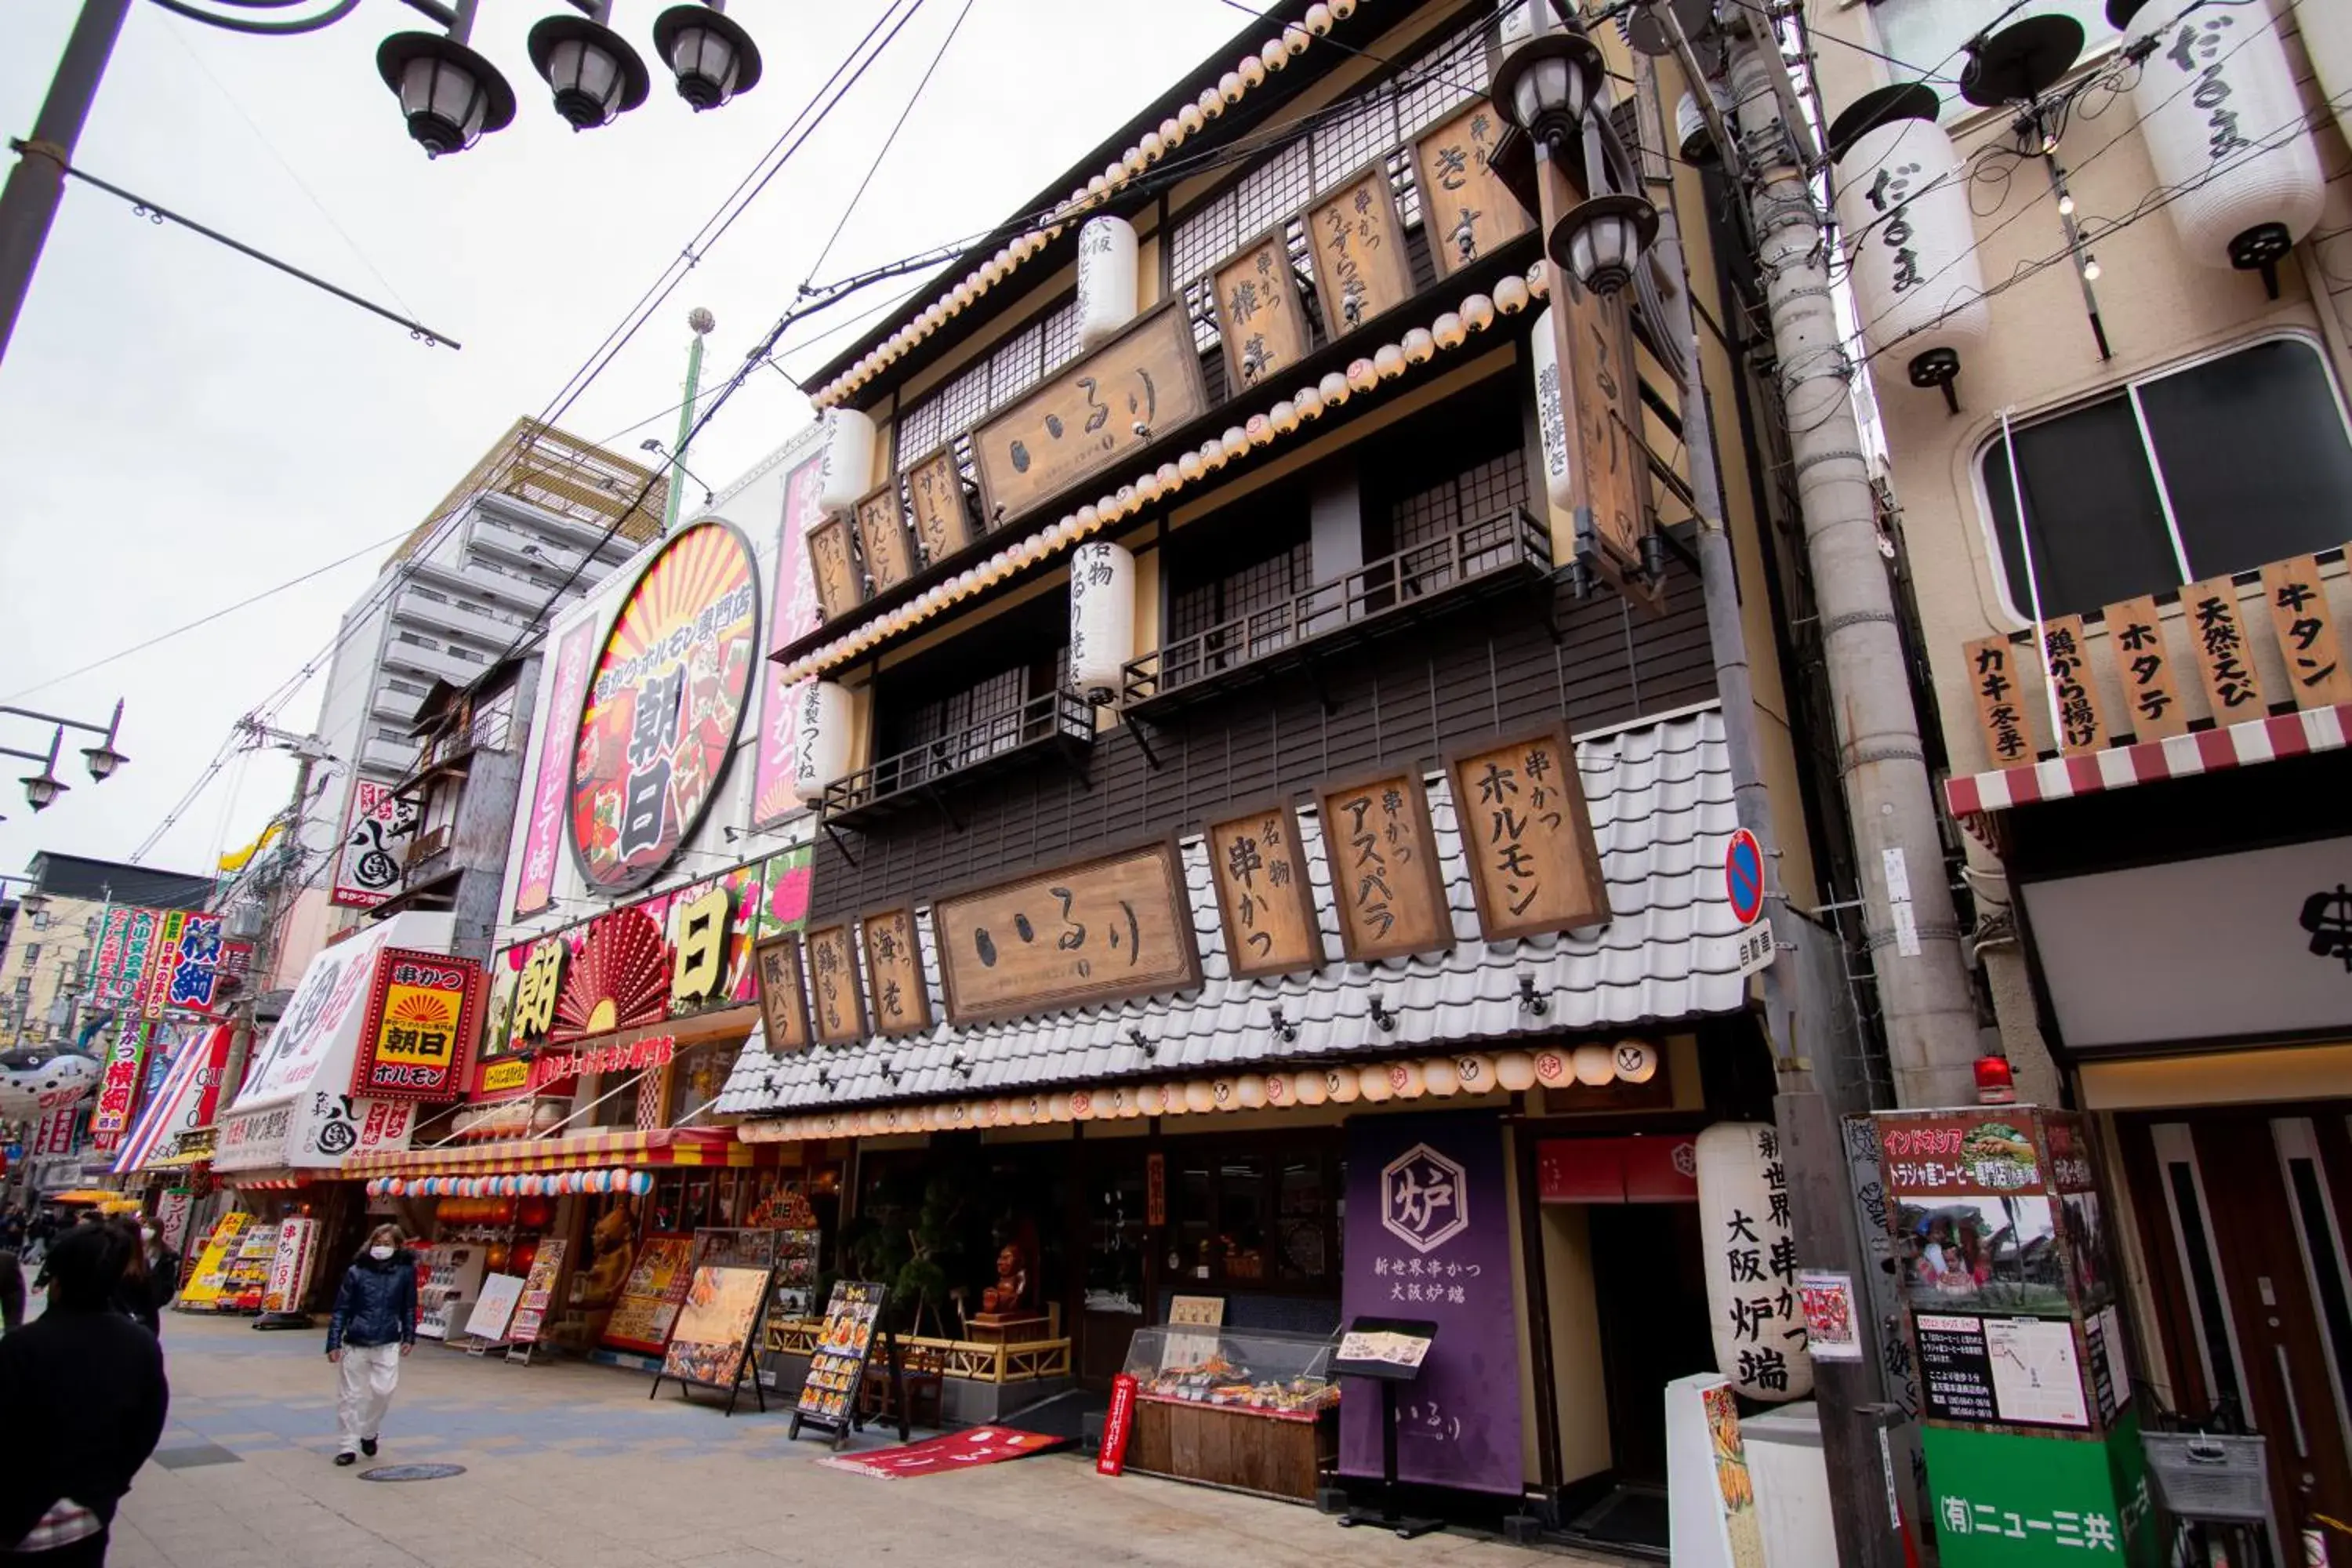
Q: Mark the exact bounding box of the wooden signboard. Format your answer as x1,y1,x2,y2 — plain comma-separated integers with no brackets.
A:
853,482,916,594
1961,634,2034,768
1445,725,1610,940
859,906,931,1036
1314,771,1453,964
2038,615,2111,757
1559,271,1646,571
804,924,866,1047
789,1279,906,1448
1205,799,1321,979
1412,100,1530,276
1211,230,1311,394
971,303,1210,529
2099,597,2190,741
2180,575,2272,721
904,446,976,567
931,839,1202,1025
1306,165,1414,341
807,514,864,623
652,1263,772,1415
753,934,811,1055
2259,554,2352,708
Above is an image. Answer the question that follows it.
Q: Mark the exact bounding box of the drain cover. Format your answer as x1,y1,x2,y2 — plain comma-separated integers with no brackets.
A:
359,1464,466,1483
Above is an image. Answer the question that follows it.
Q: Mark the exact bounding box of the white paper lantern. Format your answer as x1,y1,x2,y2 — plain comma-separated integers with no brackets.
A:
1210,1078,1240,1112
791,679,852,804
2115,0,2323,272
817,408,876,517
1185,1080,1216,1114
1067,1091,1094,1122
1695,1123,1814,1402
1068,540,1135,706
1293,1069,1328,1106
1571,1044,1616,1086
1494,1050,1538,1092
2297,0,2351,150
1160,1083,1189,1117
1612,1039,1660,1083
1388,1059,1426,1099
1236,1073,1268,1109
1423,1057,1461,1097
1261,1072,1291,1108
1453,1054,1495,1096
1358,1063,1395,1102
1528,306,1573,517
1076,215,1141,350
1136,1082,1167,1116
1323,1065,1360,1105
1829,90,1990,388
1045,1094,1069,1123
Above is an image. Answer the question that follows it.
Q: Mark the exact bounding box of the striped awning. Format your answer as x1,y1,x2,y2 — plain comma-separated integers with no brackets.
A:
223,1170,314,1190
341,1126,769,1178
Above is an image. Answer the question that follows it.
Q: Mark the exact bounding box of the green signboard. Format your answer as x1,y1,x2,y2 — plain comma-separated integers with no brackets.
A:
1922,1413,2158,1566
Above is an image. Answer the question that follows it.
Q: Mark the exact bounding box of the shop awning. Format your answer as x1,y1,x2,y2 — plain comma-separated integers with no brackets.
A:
343,1125,771,1178
144,1142,216,1171
111,1026,230,1176
223,1171,316,1190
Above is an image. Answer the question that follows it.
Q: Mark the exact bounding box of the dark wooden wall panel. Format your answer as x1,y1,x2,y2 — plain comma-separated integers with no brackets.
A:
812,559,1717,916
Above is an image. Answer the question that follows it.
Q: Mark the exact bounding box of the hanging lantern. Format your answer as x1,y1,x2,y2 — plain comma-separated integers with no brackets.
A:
632,1171,653,1196
1236,1074,1268,1109
1571,1044,1616,1087
1695,1123,1814,1402
1612,1039,1660,1084
1388,1059,1426,1099
1293,1069,1328,1106
1323,1065,1360,1105
1527,307,1573,516
1357,1063,1395,1102
1076,216,1141,350
1533,1047,1571,1089
1069,541,1136,705
1454,1054,1496,1096
1424,1058,1461,1097
1185,1080,1217,1115
1827,84,1991,405
817,408,877,516
792,681,853,804
1260,1073,1290,1109
2111,0,2323,290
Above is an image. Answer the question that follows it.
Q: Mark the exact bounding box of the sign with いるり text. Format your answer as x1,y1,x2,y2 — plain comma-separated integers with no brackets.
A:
931,840,1202,1025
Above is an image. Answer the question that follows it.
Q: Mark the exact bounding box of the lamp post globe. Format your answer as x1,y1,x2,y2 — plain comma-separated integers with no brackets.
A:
22,771,64,812
377,31,517,158
527,14,651,132
652,4,764,112
1489,24,1605,158
1550,193,1660,296
81,740,125,781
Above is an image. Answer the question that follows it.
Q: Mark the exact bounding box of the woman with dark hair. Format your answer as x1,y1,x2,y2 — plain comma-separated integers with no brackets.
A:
0,1221,169,1563
325,1224,417,1468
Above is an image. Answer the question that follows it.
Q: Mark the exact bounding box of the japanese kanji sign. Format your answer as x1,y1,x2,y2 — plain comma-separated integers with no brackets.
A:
1553,269,1648,572
1918,1420,2154,1566
806,514,864,625
1962,634,2035,768
904,445,976,567
753,934,811,1055
2180,575,2271,720
1694,1122,1814,1402
1410,100,1530,277
1205,800,1320,979
351,949,478,1102
1445,726,1608,941
2259,554,2351,708
1210,229,1310,395
517,615,600,916
2096,596,2188,741
751,437,827,830
87,1023,152,1152
854,481,916,595
804,924,865,1047
1315,771,1452,963
2038,615,2111,757
333,779,418,909
931,839,1202,1025
1305,165,1413,341
860,906,931,1036
972,303,1209,528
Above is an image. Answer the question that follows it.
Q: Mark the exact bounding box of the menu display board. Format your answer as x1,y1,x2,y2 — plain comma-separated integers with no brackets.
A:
601,1237,694,1356
791,1279,886,1446
508,1239,568,1345
176,1210,252,1312
656,1265,774,1410
466,1274,527,1344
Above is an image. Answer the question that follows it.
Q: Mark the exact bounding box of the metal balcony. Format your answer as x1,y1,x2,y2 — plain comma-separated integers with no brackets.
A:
392,584,526,649
821,688,1095,829
381,633,484,687
402,822,454,876
360,732,422,775
1121,507,1555,714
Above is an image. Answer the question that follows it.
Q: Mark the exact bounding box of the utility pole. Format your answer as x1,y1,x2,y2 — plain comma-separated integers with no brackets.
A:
0,0,129,367
662,307,716,535
217,724,332,1105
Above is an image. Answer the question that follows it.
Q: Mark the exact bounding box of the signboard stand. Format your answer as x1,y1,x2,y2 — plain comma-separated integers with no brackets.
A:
788,1279,906,1449
648,1266,774,1417
1330,1316,1442,1541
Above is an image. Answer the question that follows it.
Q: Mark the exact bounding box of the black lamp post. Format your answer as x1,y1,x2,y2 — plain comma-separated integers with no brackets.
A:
0,700,128,816
1489,2,1659,298
528,5,652,132
376,27,517,158
653,2,763,111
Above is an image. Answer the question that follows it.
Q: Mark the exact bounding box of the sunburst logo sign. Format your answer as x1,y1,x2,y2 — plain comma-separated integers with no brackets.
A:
353,949,481,1102
570,520,762,892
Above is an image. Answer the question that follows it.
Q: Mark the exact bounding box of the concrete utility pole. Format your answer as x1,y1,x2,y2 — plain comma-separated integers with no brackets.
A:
0,0,129,368
1726,13,1983,1109
217,727,331,1105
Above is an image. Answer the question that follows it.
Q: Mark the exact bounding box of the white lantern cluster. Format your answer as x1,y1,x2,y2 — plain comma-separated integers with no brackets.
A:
365,1168,654,1199
738,1037,1661,1143
811,0,1367,408
773,265,1548,688
1826,84,1987,399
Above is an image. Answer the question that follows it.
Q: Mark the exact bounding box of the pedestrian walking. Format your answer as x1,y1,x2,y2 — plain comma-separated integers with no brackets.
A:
0,1221,170,1565
0,1250,24,1335
106,1222,157,1336
23,1210,56,1267
325,1225,416,1467
129,1224,177,1334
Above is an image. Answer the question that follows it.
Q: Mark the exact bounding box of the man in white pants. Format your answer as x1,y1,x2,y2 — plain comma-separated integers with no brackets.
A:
325,1224,417,1466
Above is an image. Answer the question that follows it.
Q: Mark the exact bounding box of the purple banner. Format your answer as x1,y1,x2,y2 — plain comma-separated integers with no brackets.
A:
515,615,599,917
1341,1110,1523,1495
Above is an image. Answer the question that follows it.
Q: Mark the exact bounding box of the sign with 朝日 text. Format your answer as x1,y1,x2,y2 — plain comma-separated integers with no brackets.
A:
2097,597,2188,741
1411,100,1530,277
2180,575,2270,721
1445,726,1609,942
1211,230,1311,394
931,840,1202,1026
1205,800,1320,980
1315,771,1452,964
1306,165,1413,341
860,906,930,1036
971,303,1210,528
350,949,478,1102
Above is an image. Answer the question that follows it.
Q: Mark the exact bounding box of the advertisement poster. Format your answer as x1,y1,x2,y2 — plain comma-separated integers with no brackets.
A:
139,911,189,1019
660,1265,771,1387
1339,1112,1522,1494
1879,1113,2071,1319
750,445,826,829
466,1274,528,1343
31,1104,78,1156
152,1187,194,1256
162,912,228,1013
87,1023,153,1152
1798,1270,1862,1363
796,1279,885,1432
510,1239,568,1345
332,779,418,909
1920,1419,2157,1566
568,520,760,894
1702,1381,1768,1568
180,1211,252,1309
262,1217,319,1314
350,949,480,1101
516,615,600,918
601,1236,695,1354
95,909,158,1007
238,920,403,1105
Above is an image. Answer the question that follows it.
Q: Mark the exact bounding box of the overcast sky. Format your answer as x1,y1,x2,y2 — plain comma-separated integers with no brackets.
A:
0,0,1256,886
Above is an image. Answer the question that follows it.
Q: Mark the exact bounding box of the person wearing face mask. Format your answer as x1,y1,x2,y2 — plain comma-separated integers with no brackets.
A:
324,1225,416,1467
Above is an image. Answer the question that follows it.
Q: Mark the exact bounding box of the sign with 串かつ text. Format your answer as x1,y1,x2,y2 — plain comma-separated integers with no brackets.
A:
1445,727,1609,941
351,950,479,1102
1211,230,1309,394
1314,771,1451,964
1306,166,1412,340
1412,100,1530,276
972,303,1208,528
931,840,1201,1025
1205,800,1320,980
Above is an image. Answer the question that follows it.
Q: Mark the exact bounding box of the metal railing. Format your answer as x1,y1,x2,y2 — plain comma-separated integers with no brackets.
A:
822,687,1095,822
1124,506,1552,706
402,822,454,873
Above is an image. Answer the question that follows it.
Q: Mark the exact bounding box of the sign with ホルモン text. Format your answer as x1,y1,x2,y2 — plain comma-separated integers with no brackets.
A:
931,840,1201,1026
1446,726,1609,942
350,949,479,1102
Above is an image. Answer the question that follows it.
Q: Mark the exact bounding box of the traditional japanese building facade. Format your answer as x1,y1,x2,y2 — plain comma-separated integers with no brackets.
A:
713,0,1878,1543
1808,0,2352,1531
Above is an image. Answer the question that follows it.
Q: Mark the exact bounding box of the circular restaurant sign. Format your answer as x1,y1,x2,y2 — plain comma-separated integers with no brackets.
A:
568,519,761,893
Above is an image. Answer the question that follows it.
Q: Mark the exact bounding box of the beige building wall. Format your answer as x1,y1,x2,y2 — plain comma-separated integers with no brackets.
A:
0,891,106,1048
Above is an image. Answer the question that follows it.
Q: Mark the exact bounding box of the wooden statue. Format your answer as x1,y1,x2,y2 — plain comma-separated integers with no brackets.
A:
978,1243,1029,1316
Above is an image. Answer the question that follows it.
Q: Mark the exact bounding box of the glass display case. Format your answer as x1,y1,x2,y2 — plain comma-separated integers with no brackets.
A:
1122,1323,1341,1422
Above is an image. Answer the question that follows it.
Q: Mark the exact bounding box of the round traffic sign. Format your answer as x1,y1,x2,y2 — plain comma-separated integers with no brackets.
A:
1725,829,1766,926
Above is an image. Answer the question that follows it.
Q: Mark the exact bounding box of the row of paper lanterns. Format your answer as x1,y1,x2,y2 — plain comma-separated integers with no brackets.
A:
811,0,1367,408
366,1169,655,1200
746,1040,1658,1144
778,263,1551,688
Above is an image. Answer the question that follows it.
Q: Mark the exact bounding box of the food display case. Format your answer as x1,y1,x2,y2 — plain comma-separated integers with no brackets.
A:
1120,1324,1341,1501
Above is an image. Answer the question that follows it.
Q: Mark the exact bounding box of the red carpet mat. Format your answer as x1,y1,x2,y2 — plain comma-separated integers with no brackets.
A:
817,1427,1070,1479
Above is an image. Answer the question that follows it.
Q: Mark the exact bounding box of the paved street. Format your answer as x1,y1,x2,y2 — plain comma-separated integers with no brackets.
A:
107,1312,1626,1568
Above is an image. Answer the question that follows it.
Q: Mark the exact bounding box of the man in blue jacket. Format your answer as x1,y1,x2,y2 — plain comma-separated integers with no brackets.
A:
325,1224,417,1468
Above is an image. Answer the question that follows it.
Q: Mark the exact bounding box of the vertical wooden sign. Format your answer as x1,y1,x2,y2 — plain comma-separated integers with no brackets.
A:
807,516,863,623
2259,555,2352,709
2038,616,2111,757
2099,597,2190,741
1305,165,1413,341
1314,771,1452,964
1961,635,2035,768
904,447,975,567
2180,576,2272,722
753,935,811,1056
804,924,865,1047
1205,800,1321,979
1211,230,1311,394
859,906,931,1037
854,483,916,594
1445,726,1610,938
1411,100,1530,276
1560,271,1646,572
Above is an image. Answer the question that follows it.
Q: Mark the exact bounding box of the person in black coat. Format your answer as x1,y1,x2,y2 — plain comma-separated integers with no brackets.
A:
0,1250,24,1336
0,1221,169,1564
325,1225,417,1467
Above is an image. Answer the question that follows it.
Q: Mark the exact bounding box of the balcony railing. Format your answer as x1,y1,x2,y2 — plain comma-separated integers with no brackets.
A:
1123,507,1555,712
403,822,454,874
822,687,1095,827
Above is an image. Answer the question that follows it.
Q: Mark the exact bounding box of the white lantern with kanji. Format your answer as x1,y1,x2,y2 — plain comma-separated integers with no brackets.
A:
1694,1123,1813,1403
1069,540,1136,705
1076,215,1140,350
817,407,876,517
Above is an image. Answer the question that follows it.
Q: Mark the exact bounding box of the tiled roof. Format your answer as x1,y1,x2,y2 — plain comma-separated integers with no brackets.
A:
717,704,1750,1118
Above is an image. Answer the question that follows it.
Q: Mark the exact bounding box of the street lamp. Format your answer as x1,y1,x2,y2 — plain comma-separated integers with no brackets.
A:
15,727,67,814
77,697,127,781
528,5,652,132
0,700,129,818
652,2,764,111
1551,193,1660,297
1490,3,1658,297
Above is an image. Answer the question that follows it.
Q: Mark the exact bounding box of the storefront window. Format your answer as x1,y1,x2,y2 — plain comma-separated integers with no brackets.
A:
1168,1132,1341,1293
1083,1163,1149,1315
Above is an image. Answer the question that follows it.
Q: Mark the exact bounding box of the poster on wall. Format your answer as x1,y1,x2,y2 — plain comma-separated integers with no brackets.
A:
516,615,601,918
87,1023,152,1152
332,779,419,909
751,444,827,830
178,1211,252,1311
1338,1112,1522,1494
568,520,760,894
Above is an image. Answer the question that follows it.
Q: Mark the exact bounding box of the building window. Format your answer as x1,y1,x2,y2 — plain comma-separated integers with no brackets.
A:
1169,1131,1342,1291
1979,336,2352,621
1169,534,1314,661
873,594,1069,782
18,944,37,967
